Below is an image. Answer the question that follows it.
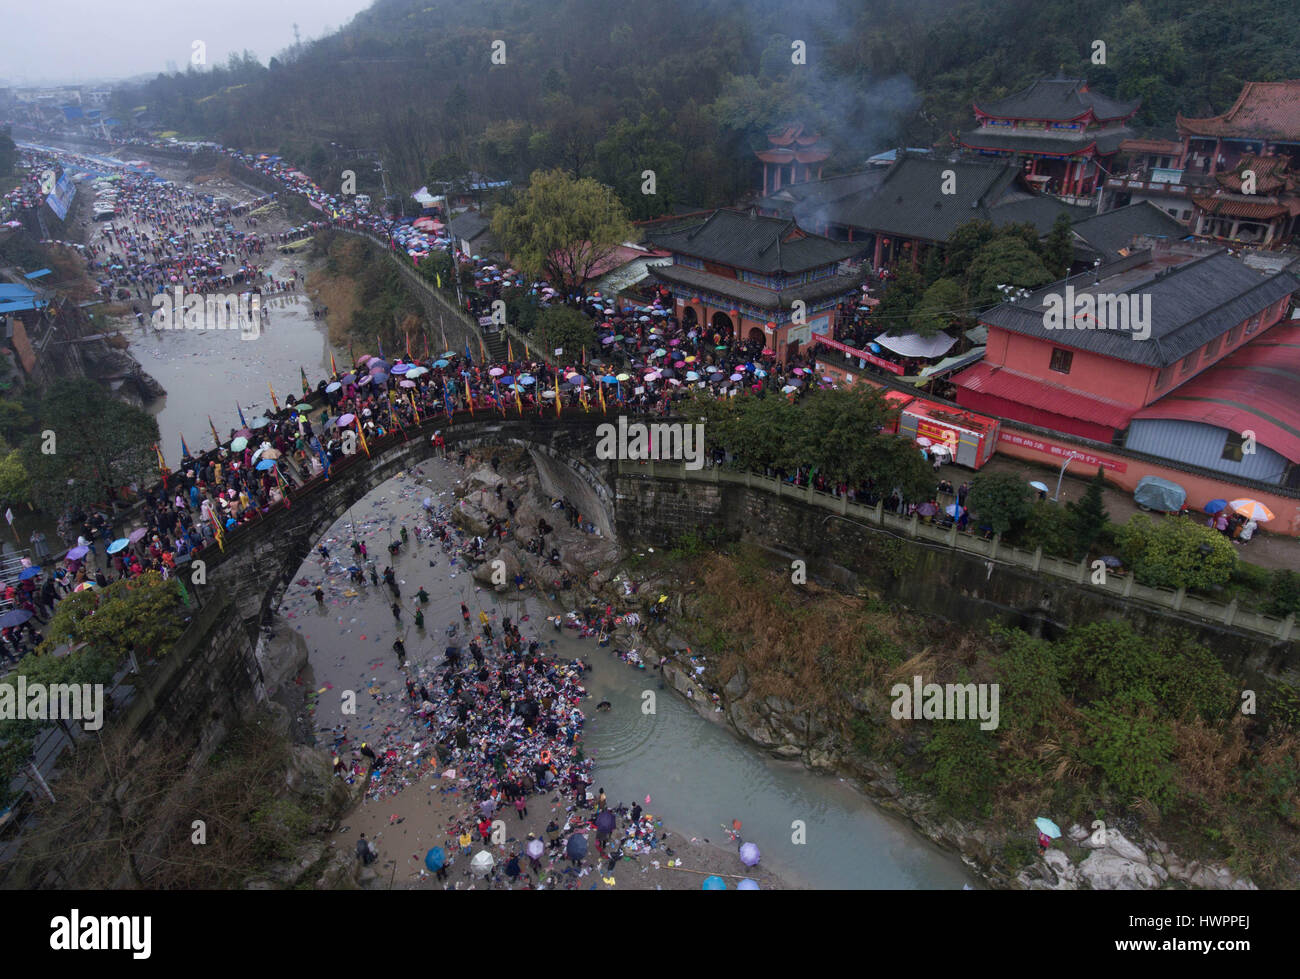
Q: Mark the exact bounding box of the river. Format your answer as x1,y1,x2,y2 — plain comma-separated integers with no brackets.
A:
278,460,975,890
114,167,973,889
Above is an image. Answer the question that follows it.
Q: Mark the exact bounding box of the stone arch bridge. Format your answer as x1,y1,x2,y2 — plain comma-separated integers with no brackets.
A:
202,411,620,633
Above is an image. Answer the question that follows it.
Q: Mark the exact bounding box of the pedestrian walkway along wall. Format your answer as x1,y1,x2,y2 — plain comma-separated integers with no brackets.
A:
612,460,1299,688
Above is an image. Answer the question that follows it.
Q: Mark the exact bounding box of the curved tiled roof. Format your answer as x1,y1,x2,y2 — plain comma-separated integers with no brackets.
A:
1177,81,1300,141
973,78,1138,123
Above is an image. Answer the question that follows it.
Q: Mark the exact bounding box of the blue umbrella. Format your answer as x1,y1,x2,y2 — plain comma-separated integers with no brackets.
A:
392,363,410,374
737,878,760,890
601,375,618,384
256,459,277,471
0,609,33,627
595,810,616,833
433,359,449,368
1035,817,1062,839
370,371,389,384
1204,499,1228,514
701,875,727,890
739,842,761,866
19,567,41,580
326,381,342,393
944,503,965,519
106,538,130,554
519,375,535,385
566,834,588,859
424,847,445,871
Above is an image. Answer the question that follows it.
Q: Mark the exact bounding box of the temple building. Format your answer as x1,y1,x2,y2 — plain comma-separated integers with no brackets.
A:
647,208,864,363
957,76,1139,204
1176,80,1300,176
948,242,1300,486
755,124,831,198
1190,153,1300,246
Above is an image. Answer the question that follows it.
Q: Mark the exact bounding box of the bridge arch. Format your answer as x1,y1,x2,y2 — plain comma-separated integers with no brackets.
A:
201,413,618,633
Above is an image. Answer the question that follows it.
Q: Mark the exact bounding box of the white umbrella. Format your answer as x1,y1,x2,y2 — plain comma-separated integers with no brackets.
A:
470,850,495,877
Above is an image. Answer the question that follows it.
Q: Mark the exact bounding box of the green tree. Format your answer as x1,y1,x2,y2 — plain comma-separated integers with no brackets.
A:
943,219,996,281
22,381,160,513
536,305,595,360
965,234,1054,309
491,169,634,298
872,267,925,331
1117,514,1236,590
907,277,963,338
1066,467,1110,559
0,444,31,507
1043,212,1074,279
864,434,933,504
40,572,186,661
1079,702,1177,808
968,471,1032,535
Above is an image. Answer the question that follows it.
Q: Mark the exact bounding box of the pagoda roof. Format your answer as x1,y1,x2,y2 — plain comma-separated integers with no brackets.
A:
958,127,1130,157
1177,81,1300,142
1192,196,1297,221
973,78,1139,123
647,208,861,275
1214,154,1295,194
833,153,1087,243
648,263,863,309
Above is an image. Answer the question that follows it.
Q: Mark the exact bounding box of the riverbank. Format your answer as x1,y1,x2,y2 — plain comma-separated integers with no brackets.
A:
570,543,1273,891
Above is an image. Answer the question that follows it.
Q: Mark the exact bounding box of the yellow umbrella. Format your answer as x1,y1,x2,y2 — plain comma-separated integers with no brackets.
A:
1229,499,1274,522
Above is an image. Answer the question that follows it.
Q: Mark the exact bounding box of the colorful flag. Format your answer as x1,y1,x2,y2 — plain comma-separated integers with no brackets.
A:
599,382,607,415
514,382,524,416
409,391,421,424
155,442,167,474
300,366,311,397
423,334,430,361
268,382,280,412
441,326,449,353
329,351,338,376
478,335,487,363
554,374,562,418
209,415,221,447
207,507,226,552
354,417,370,457
377,335,384,360
180,434,191,459
465,338,473,364
236,402,248,428
464,376,474,416
507,338,514,362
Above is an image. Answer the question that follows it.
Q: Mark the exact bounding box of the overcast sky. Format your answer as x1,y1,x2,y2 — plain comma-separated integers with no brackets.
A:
3,0,373,85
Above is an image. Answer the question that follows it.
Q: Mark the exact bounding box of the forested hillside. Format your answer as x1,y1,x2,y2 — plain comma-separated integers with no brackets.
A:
110,0,1300,211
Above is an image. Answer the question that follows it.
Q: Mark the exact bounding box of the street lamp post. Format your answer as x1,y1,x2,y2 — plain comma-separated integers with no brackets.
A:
1052,451,1081,503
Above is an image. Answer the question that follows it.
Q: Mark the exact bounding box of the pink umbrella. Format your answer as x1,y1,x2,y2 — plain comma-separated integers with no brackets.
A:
400,379,416,388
